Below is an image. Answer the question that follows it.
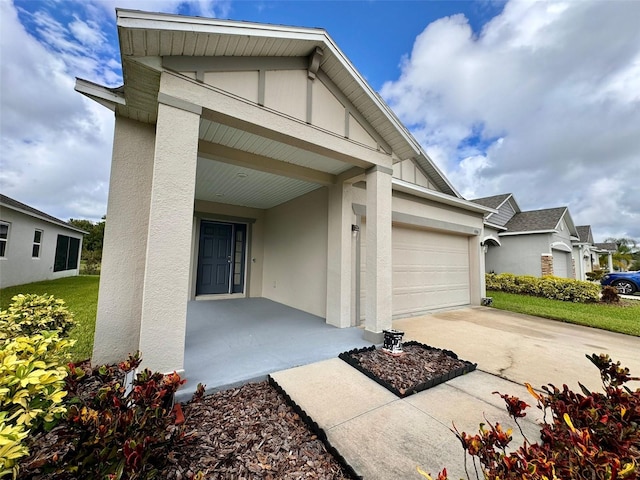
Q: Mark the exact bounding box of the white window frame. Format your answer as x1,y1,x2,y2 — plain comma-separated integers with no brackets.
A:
33,229,43,258
0,221,9,258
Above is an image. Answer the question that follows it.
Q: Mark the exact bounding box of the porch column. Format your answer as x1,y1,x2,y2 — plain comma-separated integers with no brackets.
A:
364,166,392,343
607,252,614,272
138,100,201,374
326,182,353,328
93,117,155,366
469,235,484,304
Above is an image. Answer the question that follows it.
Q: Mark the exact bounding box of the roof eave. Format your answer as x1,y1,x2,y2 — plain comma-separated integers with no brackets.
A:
499,229,556,236
392,179,496,215
75,78,126,110
0,202,88,234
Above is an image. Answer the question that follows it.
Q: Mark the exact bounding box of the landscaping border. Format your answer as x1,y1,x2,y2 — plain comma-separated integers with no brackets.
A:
338,341,477,398
268,376,362,480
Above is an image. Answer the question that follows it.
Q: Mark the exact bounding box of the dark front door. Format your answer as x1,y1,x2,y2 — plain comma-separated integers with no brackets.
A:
197,222,232,294
197,221,247,295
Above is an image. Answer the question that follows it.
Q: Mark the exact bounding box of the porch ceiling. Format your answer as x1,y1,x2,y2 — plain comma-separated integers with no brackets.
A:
195,158,321,209
196,117,354,209
199,119,351,175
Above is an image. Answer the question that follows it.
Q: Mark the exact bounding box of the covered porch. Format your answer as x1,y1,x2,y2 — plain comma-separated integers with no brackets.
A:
176,297,372,402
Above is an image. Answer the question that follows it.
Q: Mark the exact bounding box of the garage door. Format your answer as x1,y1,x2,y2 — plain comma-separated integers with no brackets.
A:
360,223,471,320
552,249,571,278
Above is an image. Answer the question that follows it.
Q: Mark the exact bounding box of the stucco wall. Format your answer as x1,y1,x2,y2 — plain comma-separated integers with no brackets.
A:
0,208,83,288
93,117,155,366
352,186,484,231
193,200,265,298
262,188,328,317
486,234,552,276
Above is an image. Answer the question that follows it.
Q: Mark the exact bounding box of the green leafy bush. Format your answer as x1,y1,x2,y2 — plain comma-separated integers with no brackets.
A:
486,273,600,303
419,354,640,480
586,270,605,281
0,295,75,479
0,294,75,338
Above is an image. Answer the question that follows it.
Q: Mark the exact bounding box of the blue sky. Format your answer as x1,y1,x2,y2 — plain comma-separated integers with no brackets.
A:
1,0,639,241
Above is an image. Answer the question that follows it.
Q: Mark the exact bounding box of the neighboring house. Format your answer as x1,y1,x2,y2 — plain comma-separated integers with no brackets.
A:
76,10,493,375
594,242,617,272
572,225,600,281
472,193,579,278
0,194,85,289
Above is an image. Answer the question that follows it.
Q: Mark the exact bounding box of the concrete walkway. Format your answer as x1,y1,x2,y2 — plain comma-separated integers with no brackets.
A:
272,307,640,479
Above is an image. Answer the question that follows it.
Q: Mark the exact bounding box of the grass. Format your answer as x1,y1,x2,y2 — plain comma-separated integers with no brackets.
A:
0,276,100,361
488,290,640,337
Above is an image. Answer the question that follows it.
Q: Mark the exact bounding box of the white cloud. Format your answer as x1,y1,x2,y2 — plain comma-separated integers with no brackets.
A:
381,0,640,240
0,1,116,222
0,0,230,223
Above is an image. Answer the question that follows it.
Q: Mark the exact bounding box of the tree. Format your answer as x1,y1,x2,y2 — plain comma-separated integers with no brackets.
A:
604,237,638,271
69,216,105,274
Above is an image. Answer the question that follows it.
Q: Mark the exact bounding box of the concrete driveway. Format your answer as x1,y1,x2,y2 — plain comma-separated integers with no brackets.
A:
272,306,640,479
394,307,640,391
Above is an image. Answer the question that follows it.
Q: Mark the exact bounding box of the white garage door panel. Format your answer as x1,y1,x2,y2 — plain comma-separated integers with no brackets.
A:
552,250,570,278
393,227,470,316
360,223,471,321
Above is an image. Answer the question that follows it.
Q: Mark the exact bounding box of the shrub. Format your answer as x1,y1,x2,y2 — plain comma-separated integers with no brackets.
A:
586,270,605,281
0,294,75,338
601,285,620,304
418,354,640,480
0,295,75,479
36,352,187,479
486,273,600,303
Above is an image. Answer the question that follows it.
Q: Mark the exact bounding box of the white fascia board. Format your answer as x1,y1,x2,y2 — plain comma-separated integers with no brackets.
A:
499,229,555,236
484,221,508,231
117,9,327,39
0,203,88,235
75,78,126,108
391,178,496,215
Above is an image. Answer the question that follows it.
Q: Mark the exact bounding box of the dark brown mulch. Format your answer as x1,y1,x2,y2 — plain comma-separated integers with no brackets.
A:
161,381,353,479
348,343,471,395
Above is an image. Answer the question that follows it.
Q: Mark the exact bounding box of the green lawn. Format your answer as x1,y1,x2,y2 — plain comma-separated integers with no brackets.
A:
1,276,100,361
488,290,640,336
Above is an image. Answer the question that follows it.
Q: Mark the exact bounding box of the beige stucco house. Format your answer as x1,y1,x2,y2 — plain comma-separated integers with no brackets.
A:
0,194,85,288
77,10,493,375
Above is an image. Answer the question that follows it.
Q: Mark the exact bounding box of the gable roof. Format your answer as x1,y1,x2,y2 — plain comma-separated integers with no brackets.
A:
502,207,572,234
575,225,594,244
0,194,87,234
76,9,459,198
471,193,513,210
595,242,617,252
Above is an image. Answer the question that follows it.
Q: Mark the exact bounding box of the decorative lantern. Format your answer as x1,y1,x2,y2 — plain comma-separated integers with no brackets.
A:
382,329,404,354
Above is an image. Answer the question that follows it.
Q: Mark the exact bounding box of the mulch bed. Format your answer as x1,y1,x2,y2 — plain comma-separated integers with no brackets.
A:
161,381,356,479
340,341,477,397
21,342,474,478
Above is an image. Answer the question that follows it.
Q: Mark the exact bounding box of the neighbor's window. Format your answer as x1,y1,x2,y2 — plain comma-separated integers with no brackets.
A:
0,222,9,257
32,229,43,258
53,234,80,272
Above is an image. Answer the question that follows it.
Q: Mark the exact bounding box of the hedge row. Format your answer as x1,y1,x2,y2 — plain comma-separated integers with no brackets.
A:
486,273,600,303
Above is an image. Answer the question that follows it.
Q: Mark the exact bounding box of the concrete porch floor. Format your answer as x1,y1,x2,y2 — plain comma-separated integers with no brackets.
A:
176,297,372,402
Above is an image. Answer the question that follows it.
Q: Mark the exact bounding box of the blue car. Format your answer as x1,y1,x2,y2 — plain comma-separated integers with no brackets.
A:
601,272,640,294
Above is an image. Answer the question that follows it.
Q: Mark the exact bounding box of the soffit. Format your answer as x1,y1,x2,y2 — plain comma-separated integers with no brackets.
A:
196,158,321,209
200,119,351,175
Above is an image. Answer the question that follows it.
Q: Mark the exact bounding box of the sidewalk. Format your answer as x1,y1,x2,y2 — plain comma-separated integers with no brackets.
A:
271,359,542,479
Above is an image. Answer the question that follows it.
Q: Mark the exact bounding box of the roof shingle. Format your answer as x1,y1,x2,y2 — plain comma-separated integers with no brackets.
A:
503,207,567,232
